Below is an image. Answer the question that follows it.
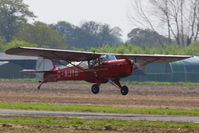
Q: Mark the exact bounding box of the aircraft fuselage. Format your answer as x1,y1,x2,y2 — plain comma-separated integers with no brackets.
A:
43,59,133,83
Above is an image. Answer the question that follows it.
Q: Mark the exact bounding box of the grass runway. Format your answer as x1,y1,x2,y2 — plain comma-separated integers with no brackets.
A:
0,81,199,132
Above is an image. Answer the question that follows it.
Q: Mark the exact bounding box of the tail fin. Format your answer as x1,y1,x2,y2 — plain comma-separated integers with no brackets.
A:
36,57,55,81
36,57,55,71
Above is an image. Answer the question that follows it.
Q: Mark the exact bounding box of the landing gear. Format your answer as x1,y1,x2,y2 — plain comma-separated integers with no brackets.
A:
37,81,46,90
121,85,129,95
112,80,129,95
91,84,100,94
90,80,129,95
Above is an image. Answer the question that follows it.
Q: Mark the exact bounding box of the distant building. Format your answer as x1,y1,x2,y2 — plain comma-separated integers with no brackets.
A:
0,53,37,78
126,56,199,82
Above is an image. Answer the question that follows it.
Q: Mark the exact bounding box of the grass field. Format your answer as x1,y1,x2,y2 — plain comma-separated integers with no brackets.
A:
0,102,199,116
0,116,198,128
0,115,199,133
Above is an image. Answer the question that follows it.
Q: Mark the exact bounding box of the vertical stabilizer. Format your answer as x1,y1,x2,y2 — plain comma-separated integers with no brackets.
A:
36,57,54,81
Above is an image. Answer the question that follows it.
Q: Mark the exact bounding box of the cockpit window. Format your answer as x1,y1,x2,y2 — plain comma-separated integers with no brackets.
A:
106,54,117,61
100,54,116,64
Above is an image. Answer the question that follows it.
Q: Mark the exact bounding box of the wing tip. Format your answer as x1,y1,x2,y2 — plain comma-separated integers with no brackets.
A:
5,47,23,55
5,48,14,55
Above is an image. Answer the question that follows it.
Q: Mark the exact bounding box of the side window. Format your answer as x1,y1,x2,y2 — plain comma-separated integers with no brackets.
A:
79,61,88,69
100,58,106,64
100,55,107,64
54,60,68,69
90,59,98,67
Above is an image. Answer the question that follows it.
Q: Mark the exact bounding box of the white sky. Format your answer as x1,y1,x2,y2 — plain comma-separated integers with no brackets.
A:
24,0,133,40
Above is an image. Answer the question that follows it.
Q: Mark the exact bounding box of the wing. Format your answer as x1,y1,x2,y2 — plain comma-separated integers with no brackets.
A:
6,47,102,61
6,47,192,63
115,54,192,63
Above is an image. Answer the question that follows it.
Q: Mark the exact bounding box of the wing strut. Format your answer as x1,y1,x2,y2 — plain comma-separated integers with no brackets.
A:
52,52,89,72
133,58,161,71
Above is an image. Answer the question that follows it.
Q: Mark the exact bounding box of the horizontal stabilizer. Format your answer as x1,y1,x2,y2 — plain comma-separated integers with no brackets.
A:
0,61,8,66
21,69,51,73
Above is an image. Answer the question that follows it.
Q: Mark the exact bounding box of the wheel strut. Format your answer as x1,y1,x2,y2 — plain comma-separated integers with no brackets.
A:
37,81,46,90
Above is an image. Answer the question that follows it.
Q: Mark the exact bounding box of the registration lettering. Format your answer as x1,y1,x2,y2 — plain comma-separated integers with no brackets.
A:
65,69,79,78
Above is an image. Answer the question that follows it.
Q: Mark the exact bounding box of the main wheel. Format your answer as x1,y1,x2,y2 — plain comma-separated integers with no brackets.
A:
91,84,100,94
121,85,128,95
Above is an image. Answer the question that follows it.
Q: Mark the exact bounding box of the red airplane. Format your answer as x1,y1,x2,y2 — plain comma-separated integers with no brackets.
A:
6,47,191,95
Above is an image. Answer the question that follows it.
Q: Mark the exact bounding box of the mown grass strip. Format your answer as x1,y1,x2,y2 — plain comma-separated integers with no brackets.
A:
0,116,198,128
0,102,199,116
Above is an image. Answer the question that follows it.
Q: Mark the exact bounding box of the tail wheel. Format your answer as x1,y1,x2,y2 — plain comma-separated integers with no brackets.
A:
121,85,128,95
91,84,100,94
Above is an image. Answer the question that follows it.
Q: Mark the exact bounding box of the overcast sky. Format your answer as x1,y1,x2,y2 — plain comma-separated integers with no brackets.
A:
24,0,133,40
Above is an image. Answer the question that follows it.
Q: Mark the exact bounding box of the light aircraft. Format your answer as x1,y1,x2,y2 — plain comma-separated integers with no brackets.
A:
6,47,191,95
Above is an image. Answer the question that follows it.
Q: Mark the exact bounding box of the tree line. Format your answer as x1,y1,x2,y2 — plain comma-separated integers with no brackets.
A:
130,0,199,46
87,41,199,56
1,0,199,55
0,0,122,51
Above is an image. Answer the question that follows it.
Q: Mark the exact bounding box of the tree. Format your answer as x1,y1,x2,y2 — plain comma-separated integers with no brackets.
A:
51,21,122,49
81,21,122,47
0,0,35,42
1,40,37,52
14,22,65,49
0,34,6,44
127,28,171,46
129,0,199,46
149,0,186,46
50,21,79,48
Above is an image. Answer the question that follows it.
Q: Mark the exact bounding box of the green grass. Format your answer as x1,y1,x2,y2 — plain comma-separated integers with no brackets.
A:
0,102,199,116
0,116,198,128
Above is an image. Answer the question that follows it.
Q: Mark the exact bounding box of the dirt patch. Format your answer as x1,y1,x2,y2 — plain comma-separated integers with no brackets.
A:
0,123,199,133
0,81,199,109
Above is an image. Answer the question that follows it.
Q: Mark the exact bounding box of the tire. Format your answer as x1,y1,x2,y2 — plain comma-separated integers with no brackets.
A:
91,84,100,94
121,85,128,95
